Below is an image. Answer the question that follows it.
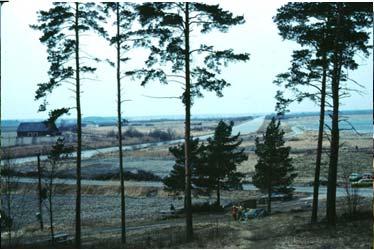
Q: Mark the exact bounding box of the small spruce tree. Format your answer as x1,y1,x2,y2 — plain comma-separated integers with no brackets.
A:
163,138,204,195
197,121,247,207
253,117,296,213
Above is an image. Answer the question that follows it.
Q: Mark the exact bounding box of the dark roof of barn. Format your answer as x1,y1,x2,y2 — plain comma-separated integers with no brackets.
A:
17,122,57,133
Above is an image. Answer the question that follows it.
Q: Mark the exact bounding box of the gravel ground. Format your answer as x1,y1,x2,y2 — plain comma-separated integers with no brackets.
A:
2,190,234,237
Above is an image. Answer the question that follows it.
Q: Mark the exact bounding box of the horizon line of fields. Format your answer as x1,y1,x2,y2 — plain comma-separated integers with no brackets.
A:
1,108,372,125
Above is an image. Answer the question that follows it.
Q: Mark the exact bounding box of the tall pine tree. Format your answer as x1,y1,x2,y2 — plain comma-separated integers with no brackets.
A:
325,3,372,225
253,117,296,214
31,3,105,246
130,3,249,240
274,3,335,223
274,2,372,225
274,49,330,223
101,3,136,244
0,1,8,157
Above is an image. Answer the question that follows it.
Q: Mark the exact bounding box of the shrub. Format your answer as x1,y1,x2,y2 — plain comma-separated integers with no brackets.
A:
95,170,162,181
106,130,118,138
123,127,144,138
148,129,175,141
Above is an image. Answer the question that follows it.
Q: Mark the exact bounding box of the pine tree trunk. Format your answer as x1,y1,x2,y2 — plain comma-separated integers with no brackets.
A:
0,1,6,155
49,173,55,245
74,2,82,247
327,3,343,226
267,185,271,214
268,164,272,214
37,154,44,230
327,56,341,226
0,2,3,154
49,200,54,245
311,52,327,223
216,180,221,207
116,3,126,245
6,176,11,246
327,57,340,226
184,2,193,241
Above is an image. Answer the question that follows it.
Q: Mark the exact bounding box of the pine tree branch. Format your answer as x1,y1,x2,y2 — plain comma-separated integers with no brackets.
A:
167,79,185,86
190,21,214,26
189,48,213,55
165,74,186,79
142,94,180,99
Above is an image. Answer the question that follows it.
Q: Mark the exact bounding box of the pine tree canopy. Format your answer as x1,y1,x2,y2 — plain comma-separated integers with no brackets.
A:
126,3,249,104
31,3,105,111
274,3,372,70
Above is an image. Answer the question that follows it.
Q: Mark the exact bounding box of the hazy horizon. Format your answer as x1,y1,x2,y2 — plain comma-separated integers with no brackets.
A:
2,108,372,122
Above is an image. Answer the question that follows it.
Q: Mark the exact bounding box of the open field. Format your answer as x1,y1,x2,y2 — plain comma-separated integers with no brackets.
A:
1,113,372,248
5,128,372,185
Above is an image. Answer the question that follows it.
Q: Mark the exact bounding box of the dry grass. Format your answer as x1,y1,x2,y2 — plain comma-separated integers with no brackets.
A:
92,146,172,160
13,182,166,198
174,199,372,249
238,130,372,184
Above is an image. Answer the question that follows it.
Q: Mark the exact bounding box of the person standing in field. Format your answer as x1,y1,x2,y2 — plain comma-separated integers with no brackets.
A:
170,204,175,214
231,205,238,221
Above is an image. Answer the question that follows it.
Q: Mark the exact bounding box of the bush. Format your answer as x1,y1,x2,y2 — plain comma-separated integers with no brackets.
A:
0,209,13,229
95,170,162,181
106,130,118,138
148,129,175,141
123,127,144,138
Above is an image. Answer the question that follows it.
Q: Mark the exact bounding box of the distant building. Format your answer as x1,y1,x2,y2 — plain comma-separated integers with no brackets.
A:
17,122,61,137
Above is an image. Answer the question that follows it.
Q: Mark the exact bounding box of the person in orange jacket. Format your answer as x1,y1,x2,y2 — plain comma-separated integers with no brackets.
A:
231,205,238,221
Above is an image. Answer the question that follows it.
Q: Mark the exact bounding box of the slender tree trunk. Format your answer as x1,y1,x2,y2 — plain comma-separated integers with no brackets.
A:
74,2,82,247
6,177,11,246
216,180,220,207
184,2,193,241
0,2,3,153
0,1,7,154
327,3,343,226
37,154,44,230
267,164,272,214
327,55,341,226
311,52,327,223
267,185,271,214
116,3,126,245
49,171,55,245
327,57,340,226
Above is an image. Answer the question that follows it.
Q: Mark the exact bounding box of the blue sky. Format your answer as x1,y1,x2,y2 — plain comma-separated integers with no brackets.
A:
2,1,373,120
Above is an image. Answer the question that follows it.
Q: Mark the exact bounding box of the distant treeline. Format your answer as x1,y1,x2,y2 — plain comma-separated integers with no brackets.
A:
1,115,255,129
265,109,372,120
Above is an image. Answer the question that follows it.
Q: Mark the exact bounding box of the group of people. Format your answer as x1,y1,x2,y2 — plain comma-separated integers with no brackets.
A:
231,205,267,221
231,205,266,221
